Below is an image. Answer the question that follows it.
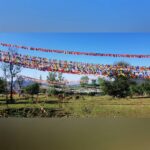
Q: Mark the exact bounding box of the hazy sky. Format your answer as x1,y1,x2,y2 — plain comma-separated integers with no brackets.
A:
0,33,149,82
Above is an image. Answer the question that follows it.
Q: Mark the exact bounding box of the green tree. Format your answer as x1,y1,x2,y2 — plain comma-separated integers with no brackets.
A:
47,72,57,95
0,78,6,94
97,78,104,87
25,83,40,101
101,61,132,98
47,72,57,82
141,81,150,96
80,76,89,87
47,72,65,96
102,76,131,98
91,79,97,87
58,73,64,82
1,48,22,103
129,80,150,97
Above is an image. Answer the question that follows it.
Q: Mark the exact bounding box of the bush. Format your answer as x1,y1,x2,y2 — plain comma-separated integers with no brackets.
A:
24,83,40,100
130,84,144,96
101,76,131,98
130,81,150,96
141,82,150,96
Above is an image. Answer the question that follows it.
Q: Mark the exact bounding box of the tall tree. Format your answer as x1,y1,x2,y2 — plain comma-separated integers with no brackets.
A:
1,48,22,103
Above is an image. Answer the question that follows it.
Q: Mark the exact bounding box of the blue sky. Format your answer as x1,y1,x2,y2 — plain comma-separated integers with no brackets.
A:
0,33,150,82
0,0,150,32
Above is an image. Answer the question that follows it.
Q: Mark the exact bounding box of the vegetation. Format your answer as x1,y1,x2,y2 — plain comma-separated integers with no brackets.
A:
0,58,150,118
130,80,150,96
1,48,21,103
101,76,131,98
24,83,40,101
80,76,89,87
0,78,6,94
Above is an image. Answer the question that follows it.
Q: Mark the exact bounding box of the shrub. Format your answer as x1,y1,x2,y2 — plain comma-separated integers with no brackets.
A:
101,76,131,98
24,83,40,100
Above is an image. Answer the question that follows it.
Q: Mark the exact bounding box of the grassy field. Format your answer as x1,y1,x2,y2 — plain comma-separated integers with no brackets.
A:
1,95,150,118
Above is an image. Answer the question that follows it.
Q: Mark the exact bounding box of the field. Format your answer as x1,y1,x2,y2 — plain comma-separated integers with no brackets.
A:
1,95,150,118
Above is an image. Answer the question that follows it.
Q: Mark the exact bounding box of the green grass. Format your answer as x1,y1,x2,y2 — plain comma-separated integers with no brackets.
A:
1,95,150,118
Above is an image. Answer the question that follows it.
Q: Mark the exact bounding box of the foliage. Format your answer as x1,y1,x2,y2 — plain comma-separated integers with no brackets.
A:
97,77,105,85
0,78,6,94
100,61,134,98
91,79,97,87
80,76,89,87
1,48,22,102
130,80,150,96
47,72,57,82
130,84,144,96
101,76,131,98
47,72,65,96
58,73,64,82
141,81,150,95
25,83,40,96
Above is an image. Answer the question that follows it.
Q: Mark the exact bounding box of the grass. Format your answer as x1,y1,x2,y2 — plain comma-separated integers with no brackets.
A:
1,95,150,118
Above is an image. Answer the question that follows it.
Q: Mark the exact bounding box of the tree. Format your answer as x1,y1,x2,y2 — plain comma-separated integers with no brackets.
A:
101,61,132,98
91,79,97,87
47,72,57,95
109,61,131,79
141,80,150,96
0,78,6,94
47,72,65,96
47,72,57,82
25,83,40,101
1,63,9,101
101,76,131,98
58,73,64,82
4,48,22,103
97,77,104,85
80,76,89,87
